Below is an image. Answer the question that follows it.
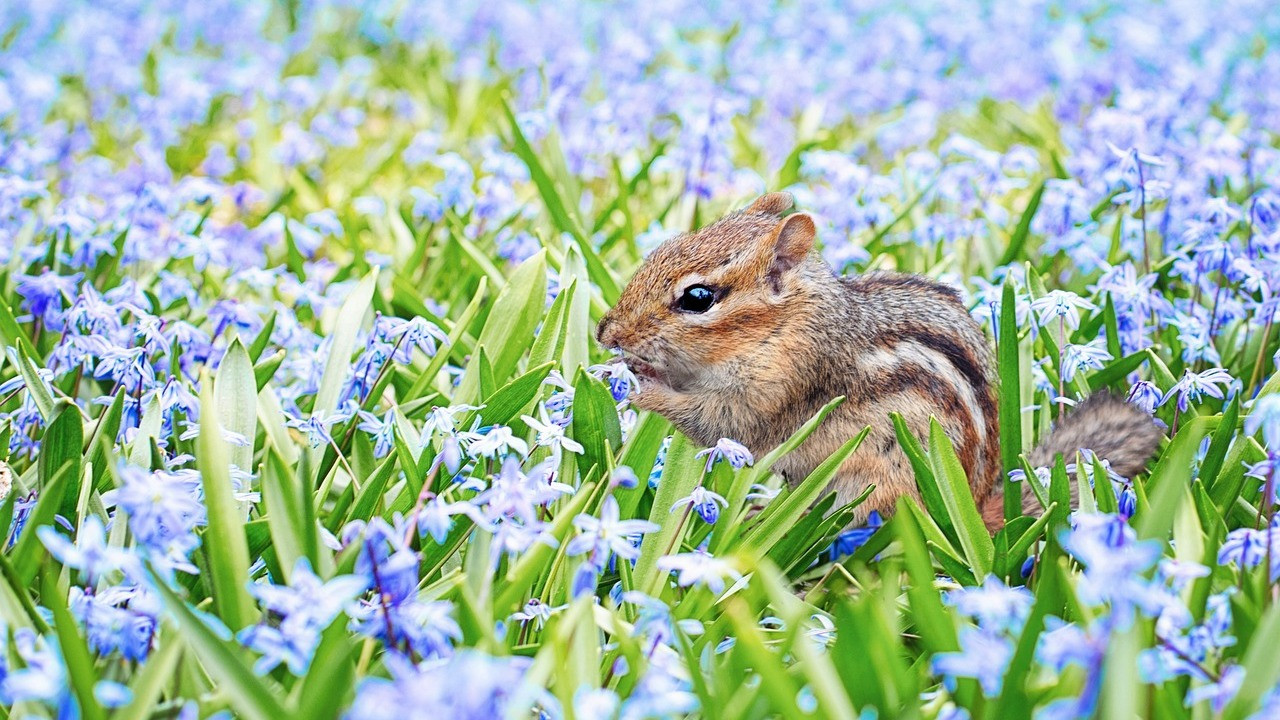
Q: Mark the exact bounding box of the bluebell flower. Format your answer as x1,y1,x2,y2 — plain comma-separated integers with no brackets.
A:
671,485,729,524
944,575,1033,633
656,550,741,594
358,410,396,458
38,515,132,584
931,627,1012,697
14,269,82,325
1162,368,1235,413
240,558,367,675
567,497,659,565
0,629,72,711
1031,290,1095,331
102,465,206,575
1246,395,1280,450
1060,340,1111,383
695,438,754,472
1127,380,1162,414
509,598,566,630
829,511,884,559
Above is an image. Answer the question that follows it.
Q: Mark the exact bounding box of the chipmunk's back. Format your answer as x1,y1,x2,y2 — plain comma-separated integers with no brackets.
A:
777,271,1003,520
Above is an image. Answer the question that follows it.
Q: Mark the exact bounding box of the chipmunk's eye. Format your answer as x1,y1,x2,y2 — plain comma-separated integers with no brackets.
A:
677,284,716,313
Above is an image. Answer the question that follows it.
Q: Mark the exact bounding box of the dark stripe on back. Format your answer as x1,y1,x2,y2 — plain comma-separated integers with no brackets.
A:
900,327,987,402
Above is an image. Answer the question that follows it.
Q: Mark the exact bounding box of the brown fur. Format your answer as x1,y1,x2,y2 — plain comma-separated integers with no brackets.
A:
598,192,1162,531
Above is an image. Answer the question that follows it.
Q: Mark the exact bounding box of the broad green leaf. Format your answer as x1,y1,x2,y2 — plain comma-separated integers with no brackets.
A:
314,268,378,423
197,373,256,630
39,400,83,517
456,250,547,402
927,418,995,577
215,337,259,479
570,368,623,478
998,278,1024,521
634,434,701,594
1138,416,1211,542
149,570,288,720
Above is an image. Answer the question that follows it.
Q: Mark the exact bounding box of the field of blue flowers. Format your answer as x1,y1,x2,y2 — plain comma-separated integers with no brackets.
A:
4,0,1280,718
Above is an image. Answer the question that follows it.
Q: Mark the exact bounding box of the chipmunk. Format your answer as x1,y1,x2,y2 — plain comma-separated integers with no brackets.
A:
596,192,1162,531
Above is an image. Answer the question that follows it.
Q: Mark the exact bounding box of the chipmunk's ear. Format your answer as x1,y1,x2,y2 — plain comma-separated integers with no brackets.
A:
766,212,816,287
746,192,794,216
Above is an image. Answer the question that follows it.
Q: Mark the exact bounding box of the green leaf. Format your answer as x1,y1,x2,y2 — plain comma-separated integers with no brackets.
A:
261,448,310,583
43,566,105,720
502,100,587,244
13,343,55,421
1223,600,1280,719
527,277,576,370
39,400,84,518
896,504,960,655
465,362,554,430
197,372,256,630
570,368,623,478
1199,395,1239,492
149,570,288,720
997,278,1024,521
86,390,124,492
634,434,701,594
714,397,846,549
891,412,958,544
1138,416,1211,542
314,269,378,423
998,179,1045,265
293,616,359,719
456,250,547,401
927,419,995,577
247,310,277,363
0,298,39,361
12,459,74,585
740,427,870,554
215,337,259,483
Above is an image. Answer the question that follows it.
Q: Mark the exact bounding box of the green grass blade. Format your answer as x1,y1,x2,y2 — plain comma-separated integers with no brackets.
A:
197,372,256,630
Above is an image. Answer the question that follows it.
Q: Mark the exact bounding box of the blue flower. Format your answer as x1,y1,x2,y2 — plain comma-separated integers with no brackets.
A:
944,575,1033,633
1161,368,1235,413
1246,395,1280,450
829,511,883,559
567,496,659,565
695,438,754,472
671,485,729,524
931,627,1012,697
239,559,367,676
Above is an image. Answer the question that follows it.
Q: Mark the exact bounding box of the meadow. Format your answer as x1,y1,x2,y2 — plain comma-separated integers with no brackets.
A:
2,1,1280,718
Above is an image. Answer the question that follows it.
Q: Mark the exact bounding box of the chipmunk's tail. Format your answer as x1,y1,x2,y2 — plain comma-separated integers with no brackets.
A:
979,392,1163,529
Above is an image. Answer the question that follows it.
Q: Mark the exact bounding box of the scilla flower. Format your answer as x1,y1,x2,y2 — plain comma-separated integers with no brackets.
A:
672,486,729,524
695,438,754,472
